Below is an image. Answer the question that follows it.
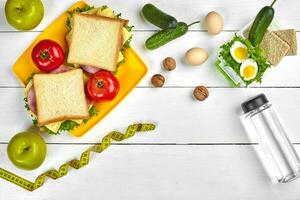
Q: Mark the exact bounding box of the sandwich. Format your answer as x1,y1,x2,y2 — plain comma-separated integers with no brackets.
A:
67,14,123,71
34,69,88,126
66,5,133,72
24,68,97,134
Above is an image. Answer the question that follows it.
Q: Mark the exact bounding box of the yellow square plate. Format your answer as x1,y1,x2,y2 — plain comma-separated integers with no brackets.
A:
12,1,148,137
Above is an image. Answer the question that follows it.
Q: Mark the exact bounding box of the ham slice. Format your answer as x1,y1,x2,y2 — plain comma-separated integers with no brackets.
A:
50,65,72,74
81,65,100,74
86,94,92,108
27,86,37,114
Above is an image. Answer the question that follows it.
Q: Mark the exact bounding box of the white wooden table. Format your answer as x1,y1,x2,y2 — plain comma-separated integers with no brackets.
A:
1,0,300,199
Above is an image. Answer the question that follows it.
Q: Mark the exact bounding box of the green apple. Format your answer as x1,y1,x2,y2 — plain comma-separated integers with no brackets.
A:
5,0,44,31
7,132,47,170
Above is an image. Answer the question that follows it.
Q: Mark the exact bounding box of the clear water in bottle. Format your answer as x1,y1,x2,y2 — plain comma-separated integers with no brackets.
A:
242,94,300,183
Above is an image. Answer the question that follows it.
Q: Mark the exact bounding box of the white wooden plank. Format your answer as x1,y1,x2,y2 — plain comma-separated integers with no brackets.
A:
1,87,300,144
1,144,300,199
0,0,299,31
1,31,300,87
0,32,39,87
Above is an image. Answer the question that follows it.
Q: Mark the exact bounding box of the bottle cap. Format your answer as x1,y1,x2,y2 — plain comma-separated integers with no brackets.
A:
241,94,269,114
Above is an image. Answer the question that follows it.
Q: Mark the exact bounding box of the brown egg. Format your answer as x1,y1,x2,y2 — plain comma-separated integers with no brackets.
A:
204,11,223,35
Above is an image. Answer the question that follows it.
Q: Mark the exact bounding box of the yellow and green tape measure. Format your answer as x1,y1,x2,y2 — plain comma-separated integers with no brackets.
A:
0,123,156,191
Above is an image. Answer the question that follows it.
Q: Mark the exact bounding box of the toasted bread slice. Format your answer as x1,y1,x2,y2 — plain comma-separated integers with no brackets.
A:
33,69,89,126
273,29,297,56
67,14,124,71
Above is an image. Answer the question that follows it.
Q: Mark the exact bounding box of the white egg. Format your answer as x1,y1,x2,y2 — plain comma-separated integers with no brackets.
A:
205,11,223,35
240,59,258,81
230,41,249,63
185,47,208,66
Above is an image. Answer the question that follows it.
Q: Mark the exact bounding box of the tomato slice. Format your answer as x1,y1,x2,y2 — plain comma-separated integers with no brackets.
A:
87,71,120,102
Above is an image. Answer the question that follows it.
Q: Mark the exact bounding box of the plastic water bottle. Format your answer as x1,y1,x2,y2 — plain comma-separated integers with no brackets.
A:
241,94,300,183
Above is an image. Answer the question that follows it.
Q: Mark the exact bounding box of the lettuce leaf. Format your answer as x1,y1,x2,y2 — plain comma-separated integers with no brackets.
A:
45,105,99,135
46,120,79,135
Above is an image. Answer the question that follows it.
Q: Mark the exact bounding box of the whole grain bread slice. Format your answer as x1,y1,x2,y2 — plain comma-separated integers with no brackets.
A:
260,31,290,66
273,29,297,56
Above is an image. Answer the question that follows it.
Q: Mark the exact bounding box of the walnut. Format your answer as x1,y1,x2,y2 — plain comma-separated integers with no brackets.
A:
193,86,209,101
151,74,165,87
163,57,176,71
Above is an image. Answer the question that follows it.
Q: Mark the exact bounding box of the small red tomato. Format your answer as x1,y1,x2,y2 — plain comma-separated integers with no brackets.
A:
31,39,65,72
87,71,120,102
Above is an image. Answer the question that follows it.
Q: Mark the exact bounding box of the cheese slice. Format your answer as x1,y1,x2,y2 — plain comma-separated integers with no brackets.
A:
118,23,132,62
118,52,124,63
45,119,83,133
96,7,116,18
45,121,62,133
24,80,33,95
73,119,83,124
123,26,132,41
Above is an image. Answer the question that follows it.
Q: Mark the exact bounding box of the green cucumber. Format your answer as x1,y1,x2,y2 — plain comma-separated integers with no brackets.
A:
145,21,200,50
248,0,278,47
142,4,178,29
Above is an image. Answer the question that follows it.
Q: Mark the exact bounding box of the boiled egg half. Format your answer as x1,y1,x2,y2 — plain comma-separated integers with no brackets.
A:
230,41,249,63
240,59,258,81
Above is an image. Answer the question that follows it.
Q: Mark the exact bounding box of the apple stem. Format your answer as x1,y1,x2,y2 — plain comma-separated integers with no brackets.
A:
24,146,30,151
15,6,24,12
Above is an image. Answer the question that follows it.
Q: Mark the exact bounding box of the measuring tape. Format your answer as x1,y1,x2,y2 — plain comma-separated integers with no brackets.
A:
0,123,156,191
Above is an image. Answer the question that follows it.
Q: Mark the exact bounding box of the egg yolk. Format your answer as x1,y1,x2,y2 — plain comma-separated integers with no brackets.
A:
234,47,248,61
242,65,255,78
